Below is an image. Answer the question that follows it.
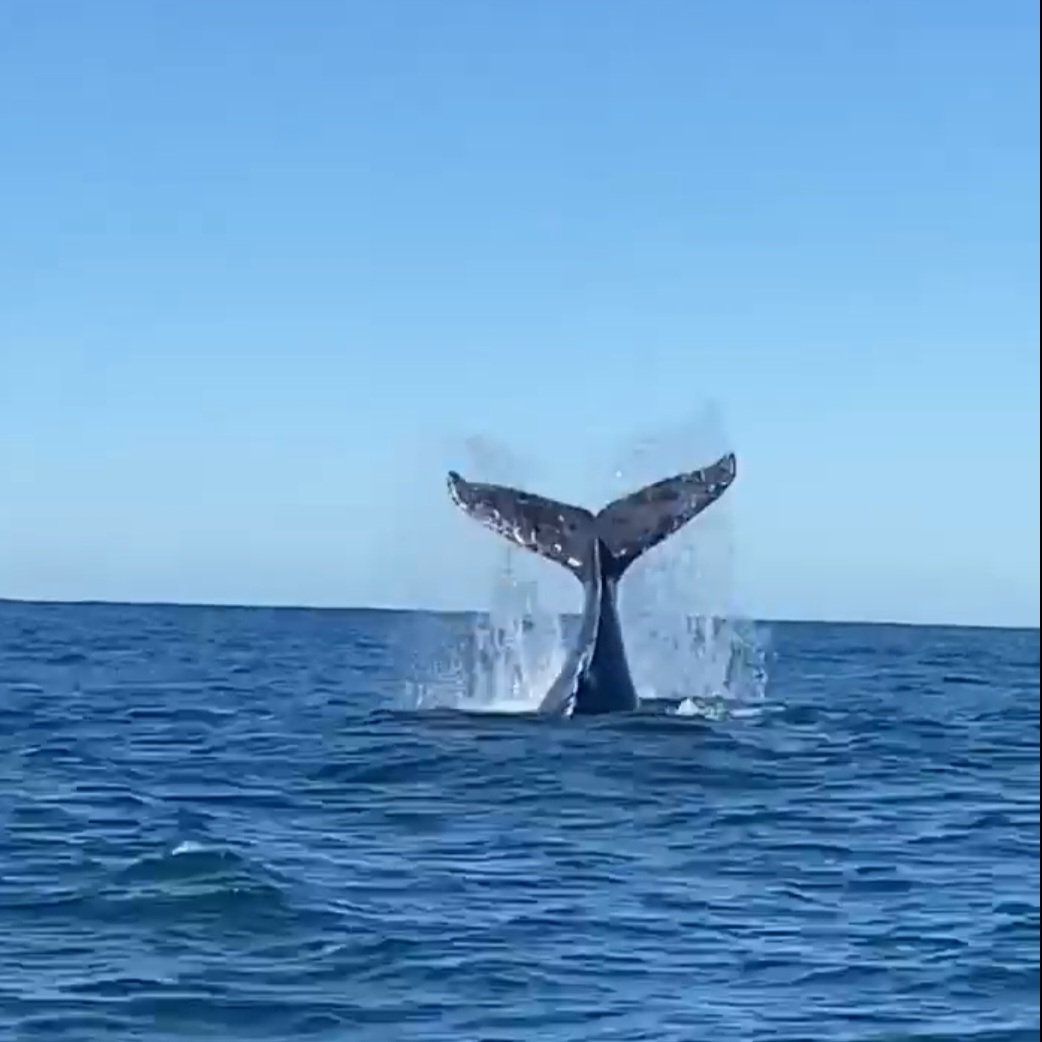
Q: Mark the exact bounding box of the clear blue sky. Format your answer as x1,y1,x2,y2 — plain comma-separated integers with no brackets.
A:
1,0,1038,627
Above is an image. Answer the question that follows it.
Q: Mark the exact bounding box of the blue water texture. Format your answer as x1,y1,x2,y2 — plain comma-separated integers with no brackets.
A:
0,595,1037,1041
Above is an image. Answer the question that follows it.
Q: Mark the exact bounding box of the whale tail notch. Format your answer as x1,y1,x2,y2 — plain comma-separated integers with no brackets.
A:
446,451,736,581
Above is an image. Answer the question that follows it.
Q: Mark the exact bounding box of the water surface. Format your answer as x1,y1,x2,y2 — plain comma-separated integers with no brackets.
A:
0,600,1037,1040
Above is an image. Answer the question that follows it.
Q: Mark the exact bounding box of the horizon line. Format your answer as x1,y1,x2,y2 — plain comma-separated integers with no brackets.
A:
0,594,1036,634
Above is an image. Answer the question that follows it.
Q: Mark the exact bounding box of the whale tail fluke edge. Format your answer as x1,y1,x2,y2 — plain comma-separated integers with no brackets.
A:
447,452,736,581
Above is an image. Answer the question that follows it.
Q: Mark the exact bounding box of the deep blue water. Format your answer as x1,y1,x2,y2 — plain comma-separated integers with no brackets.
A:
0,599,1037,1041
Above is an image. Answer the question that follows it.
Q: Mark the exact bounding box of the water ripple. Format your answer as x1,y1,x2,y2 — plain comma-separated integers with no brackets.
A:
0,601,1037,1041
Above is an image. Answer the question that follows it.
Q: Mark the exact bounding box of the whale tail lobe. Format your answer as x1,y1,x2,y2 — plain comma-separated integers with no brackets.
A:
446,452,736,581
445,471,598,580
594,452,736,578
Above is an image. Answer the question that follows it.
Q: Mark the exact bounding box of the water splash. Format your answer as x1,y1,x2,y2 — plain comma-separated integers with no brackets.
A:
460,563,568,713
599,406,770,718
402,434,571,713
408,412,770,717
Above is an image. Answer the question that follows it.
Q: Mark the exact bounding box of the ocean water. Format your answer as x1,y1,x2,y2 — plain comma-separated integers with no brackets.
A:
0,598,1037,1041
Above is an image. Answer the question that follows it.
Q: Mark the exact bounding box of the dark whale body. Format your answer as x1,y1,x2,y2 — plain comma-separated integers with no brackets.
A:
446,452,737,716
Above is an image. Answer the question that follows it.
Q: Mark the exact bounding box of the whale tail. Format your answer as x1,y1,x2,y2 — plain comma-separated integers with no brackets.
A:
446,452,736,580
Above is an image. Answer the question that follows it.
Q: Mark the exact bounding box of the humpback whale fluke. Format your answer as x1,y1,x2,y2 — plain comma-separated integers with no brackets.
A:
446,452,737,716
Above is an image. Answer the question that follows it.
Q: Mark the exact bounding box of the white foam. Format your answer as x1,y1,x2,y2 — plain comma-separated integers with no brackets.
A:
171,840,206,855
